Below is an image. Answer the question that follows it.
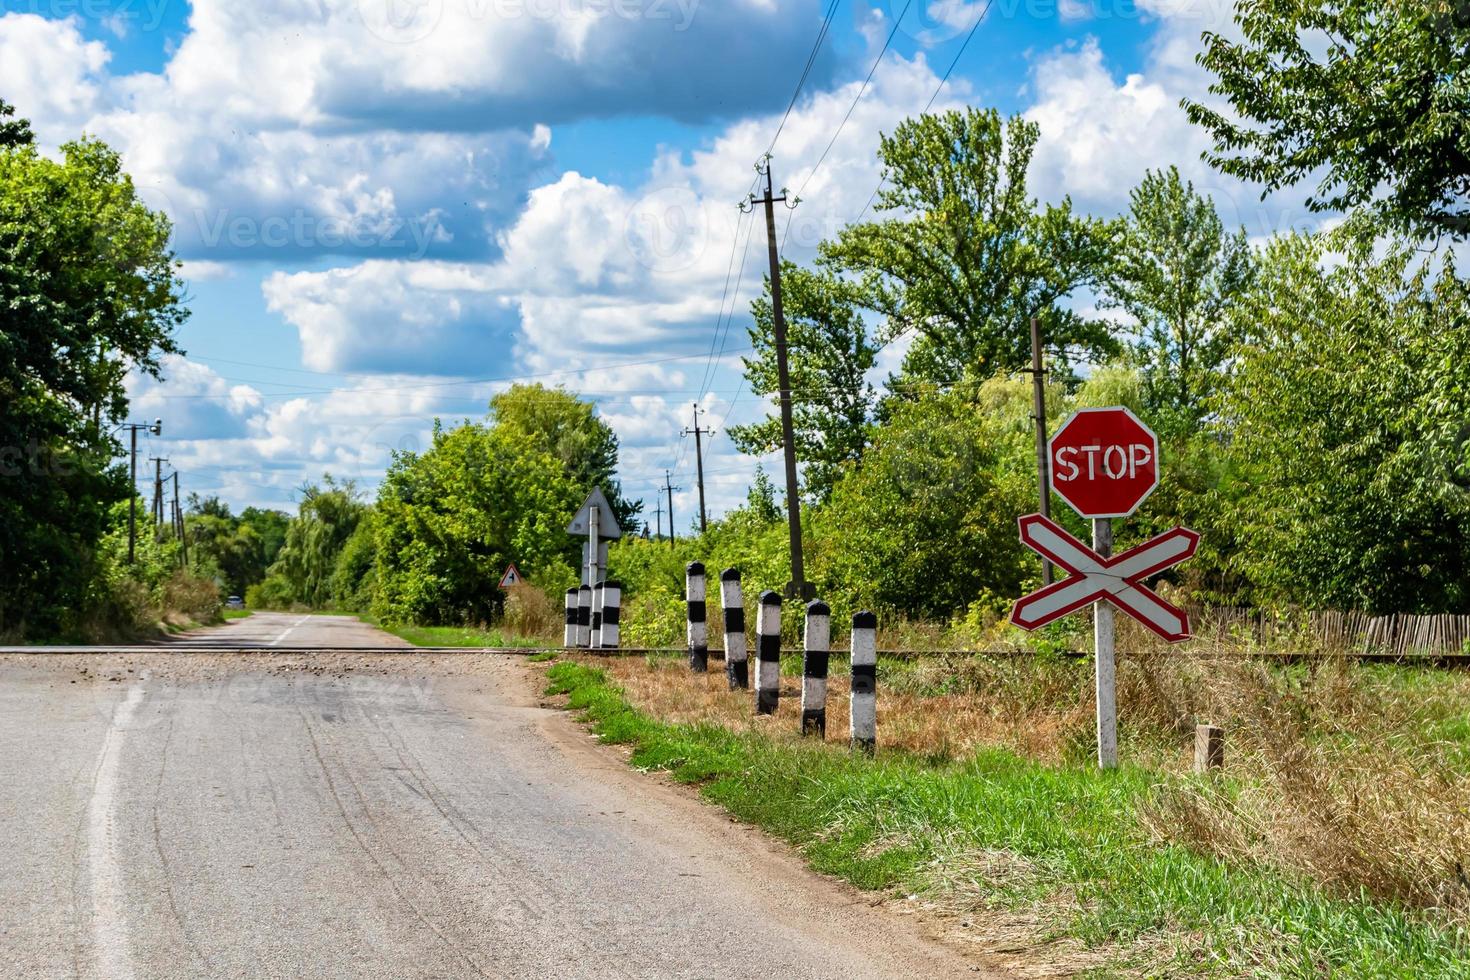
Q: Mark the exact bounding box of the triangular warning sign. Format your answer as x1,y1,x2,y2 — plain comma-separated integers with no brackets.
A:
566,487,623,539
498,563,525,589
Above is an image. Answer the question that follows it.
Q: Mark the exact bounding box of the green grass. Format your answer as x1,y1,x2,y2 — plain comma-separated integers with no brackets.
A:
544,660,1470,977
376,621,548,649
527,651,559,663
222,609,253,621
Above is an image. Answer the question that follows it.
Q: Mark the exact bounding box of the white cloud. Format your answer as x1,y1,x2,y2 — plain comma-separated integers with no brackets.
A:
0,14,110,145
125,355,263,441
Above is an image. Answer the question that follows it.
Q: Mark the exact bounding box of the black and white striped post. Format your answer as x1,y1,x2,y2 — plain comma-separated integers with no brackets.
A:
801,600,831,737
686,561,708,673
577,584,592,648
850,611,877,755
601,580,621,650
756,590,781,715
564,587,578,649
720,568,748,690
591,581,604,649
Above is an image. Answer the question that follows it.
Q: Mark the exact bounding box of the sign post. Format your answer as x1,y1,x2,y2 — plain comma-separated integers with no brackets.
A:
1011,407,1196,769
568,489,623,650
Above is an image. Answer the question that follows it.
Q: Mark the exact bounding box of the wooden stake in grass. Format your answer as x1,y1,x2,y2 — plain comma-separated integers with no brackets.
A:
563,587,577,649
850,610,877,755
756,590,781,715
801,600,831,737
577,584,592,648
601,580,621,650
720,568,748,690
686,561,708,673
1194,724,1225,772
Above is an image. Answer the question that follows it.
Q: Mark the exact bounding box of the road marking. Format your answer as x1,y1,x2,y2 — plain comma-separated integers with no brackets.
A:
269,615,314,647
85,683,145,980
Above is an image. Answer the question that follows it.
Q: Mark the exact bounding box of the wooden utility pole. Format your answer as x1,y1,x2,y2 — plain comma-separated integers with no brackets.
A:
150,457,168,536
683,404,713,534
1028,317,1053,585
745,155,808,599
651,500,665,541
664,471,680,548
128,426,139,562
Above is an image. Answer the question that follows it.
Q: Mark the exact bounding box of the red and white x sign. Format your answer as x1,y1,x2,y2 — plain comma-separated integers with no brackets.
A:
1010,514,1199,642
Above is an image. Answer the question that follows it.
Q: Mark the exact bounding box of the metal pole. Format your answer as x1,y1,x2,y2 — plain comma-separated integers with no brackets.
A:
1030,317,1053,586
128,426,138,564
686,404,709,534
1093,517,1117,769
588,500,600,588
757,160,807,599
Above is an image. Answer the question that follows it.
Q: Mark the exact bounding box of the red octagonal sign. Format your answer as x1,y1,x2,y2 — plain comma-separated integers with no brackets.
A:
1049,407,1159,519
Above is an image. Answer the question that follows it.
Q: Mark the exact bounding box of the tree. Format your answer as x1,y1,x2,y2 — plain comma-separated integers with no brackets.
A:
0,99,33,149
373,423,582,625
268,477,367,608
728,262,877,501
1105,167,1255,435
1216,223,1470,612
0,135,186,636
488,384,640,529
820,108,1118,387
1186,0,1470,241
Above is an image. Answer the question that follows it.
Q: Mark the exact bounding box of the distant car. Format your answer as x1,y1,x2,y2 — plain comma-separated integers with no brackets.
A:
225,596,245,610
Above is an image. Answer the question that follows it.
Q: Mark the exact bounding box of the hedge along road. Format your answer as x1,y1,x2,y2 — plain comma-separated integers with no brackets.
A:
0,625,995,979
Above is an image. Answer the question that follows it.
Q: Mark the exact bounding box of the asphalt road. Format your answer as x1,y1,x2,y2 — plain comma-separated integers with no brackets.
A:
155,611,415,650
0,621,991,979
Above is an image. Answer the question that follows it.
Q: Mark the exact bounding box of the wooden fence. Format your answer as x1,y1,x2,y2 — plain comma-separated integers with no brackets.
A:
1195,608,1470,658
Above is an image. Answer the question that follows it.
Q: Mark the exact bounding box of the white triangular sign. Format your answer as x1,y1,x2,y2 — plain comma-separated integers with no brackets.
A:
566,487,623,540
498,563,525,589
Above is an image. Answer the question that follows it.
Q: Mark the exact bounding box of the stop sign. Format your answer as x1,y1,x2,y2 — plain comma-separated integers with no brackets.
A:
1048,407,1159,518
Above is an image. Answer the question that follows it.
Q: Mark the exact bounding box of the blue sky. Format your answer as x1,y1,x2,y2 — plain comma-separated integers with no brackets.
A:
2,0,1297,526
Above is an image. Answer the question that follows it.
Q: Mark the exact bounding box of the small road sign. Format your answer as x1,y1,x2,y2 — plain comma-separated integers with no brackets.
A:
1049,407,1159,519
1010,514,1199,642
499,563,526,589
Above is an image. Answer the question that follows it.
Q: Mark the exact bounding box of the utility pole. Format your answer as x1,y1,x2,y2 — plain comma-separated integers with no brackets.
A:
664,470,680,548
1028,317,1054,586
651,499,665,542
172,471,186,566
120,418,161,564
744,155,808,599
682,404,713,534
150,457,169,536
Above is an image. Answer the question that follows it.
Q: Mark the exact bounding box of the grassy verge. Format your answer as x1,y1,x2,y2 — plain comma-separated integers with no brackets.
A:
222,609,253,621
375,621,549,649
544,658,1470,977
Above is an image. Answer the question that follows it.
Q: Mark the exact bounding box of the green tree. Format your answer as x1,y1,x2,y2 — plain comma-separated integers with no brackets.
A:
488,384,640,529
1216,223,1470,612
1186,0,1470,240
820,108,1118,387
0,133,186,637
269,477,367,608
0,99,33,149
1105,167,1255,435
728,262,877,501
373,423,582,625
812,378,1044,618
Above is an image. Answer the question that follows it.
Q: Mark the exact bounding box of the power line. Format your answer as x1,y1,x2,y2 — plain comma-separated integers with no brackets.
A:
854,0,996,223
766,0,844,157
790,0,914,205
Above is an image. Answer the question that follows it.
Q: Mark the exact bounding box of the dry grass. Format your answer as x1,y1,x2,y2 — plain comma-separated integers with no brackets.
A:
502,585,562,641
585,643,1470,926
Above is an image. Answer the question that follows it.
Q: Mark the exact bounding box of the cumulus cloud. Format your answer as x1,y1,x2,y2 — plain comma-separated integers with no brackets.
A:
0,14,110,144
125,355,264,441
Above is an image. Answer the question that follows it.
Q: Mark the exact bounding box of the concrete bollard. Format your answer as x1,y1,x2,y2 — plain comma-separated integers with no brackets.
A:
591,581,604,649
564,588,578,649
720,568,748,690
850,611,877,755
801,600,831,737
686,562,708,673
1194,724,1225,772
756,590,782,715
577,584,592,648
600,580,621,650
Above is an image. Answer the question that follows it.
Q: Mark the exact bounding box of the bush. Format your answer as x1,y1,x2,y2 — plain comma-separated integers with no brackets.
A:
246,575,296,610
